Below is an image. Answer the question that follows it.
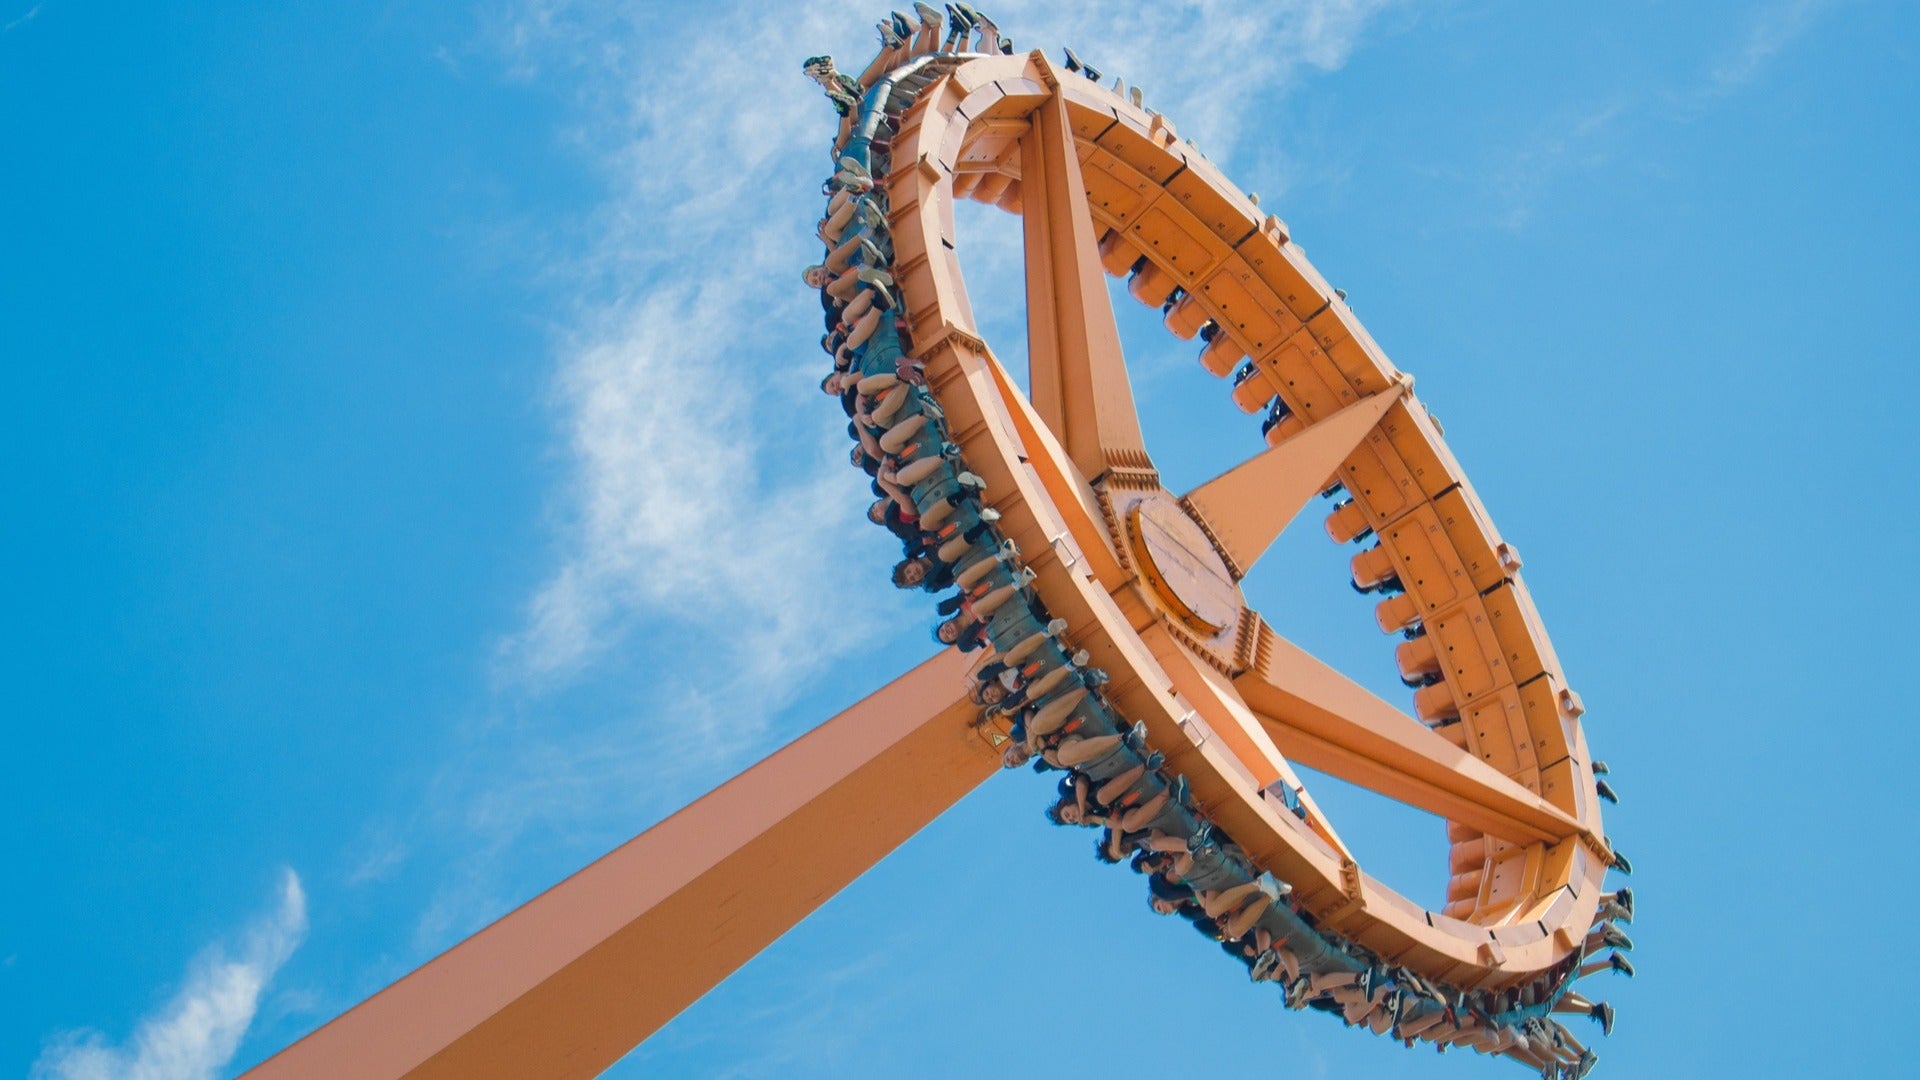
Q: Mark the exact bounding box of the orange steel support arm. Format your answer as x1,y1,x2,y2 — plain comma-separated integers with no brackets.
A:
1020,76,1152,482
1182,384,1405,577
978,346,1128,587
1235,621,1586,846
248,649,994,1080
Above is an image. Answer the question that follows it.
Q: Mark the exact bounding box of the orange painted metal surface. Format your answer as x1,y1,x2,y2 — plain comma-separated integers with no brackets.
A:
1181,381,1406,576
247,649,992,1080
889,47,1610,980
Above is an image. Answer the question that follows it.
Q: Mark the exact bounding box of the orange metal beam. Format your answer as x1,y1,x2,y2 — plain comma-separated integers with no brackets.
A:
979,346,1128,587
1019,72,1152,482
1235,620,1585,846
247,649,993,1080
1182,383,1405,577
1136,621,1355,863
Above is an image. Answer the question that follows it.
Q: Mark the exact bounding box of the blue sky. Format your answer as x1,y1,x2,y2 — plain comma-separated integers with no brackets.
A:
4,1,1916,1077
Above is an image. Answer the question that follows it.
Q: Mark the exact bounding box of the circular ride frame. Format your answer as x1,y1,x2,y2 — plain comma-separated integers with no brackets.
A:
243,37,1619,1080
879,50,1611,987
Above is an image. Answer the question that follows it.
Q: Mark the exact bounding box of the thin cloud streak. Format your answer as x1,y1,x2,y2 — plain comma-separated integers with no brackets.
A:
496,3,886,704
1457,2,1835,231
32,870,309,1080
1712,0,1831,90
408,3,911,942
979,0,1400,158
3,3,42,32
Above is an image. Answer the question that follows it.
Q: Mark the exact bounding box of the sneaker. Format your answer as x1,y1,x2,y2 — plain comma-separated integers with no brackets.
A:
1169,773,1189,805
865,279,900,313
1044,616,1066,635
855,198,889,232
1608,952,1635,978
1123,719,1148,749
1599,924,1634,951
1251,951,1280,981
1285,975,1311,1009
1592,1002,1614,1036
1594,778,1619,804
1142,749,1165,772
1591,759,1610,776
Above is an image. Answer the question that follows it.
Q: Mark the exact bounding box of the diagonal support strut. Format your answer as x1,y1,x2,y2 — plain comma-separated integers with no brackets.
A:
1235,619,1586,846
247,649,994,1080
1183,381,1406,577
1020,71,1153,483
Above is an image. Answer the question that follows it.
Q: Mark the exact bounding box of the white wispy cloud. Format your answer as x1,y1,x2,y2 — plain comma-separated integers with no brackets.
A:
1478,99,1630,231
345,822,410,887
986,0,1401,153
1456,2,1836,231
3,3,42,33
1712,0,1831,90
396,3,916,939
33,870,309,1080
494,3,889,702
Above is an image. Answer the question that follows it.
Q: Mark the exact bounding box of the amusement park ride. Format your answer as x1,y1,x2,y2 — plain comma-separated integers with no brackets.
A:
250,7,1631,1078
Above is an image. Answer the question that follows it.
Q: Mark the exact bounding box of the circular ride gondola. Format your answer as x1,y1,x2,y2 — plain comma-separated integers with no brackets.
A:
806,7,1632,1077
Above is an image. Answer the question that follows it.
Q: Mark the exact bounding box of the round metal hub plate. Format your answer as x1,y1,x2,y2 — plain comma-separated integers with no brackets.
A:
1125,493,1241,635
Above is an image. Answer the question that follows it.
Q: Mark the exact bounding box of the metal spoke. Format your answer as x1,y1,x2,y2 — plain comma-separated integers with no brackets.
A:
979,346,1128,584
1182,382,1405,578
1234,618,1585,845
1020,82,1154,484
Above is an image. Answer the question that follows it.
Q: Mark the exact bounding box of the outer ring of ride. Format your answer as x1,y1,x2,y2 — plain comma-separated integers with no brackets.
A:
875,53,1608,989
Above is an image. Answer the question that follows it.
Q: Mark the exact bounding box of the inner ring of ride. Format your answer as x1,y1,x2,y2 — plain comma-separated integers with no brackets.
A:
883,54,1605,976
